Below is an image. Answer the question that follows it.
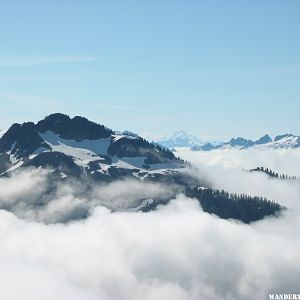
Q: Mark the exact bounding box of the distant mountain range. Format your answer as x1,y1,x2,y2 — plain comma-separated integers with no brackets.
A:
157,130,220,148
0,114,282,223
193,134,300,151
156,131,300,150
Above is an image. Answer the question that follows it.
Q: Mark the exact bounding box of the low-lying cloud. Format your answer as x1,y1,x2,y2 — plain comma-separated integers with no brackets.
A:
178,148,300,209
0,168,176,223
0,149,299,299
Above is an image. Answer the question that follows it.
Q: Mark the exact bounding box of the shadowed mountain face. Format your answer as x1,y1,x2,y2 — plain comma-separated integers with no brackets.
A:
0,113,283,223
255,134,272,145
0,122,50,159
36,113,112,141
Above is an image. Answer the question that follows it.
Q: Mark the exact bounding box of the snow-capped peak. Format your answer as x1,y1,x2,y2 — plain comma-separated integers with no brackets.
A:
0,113,185,179
158,130,207,148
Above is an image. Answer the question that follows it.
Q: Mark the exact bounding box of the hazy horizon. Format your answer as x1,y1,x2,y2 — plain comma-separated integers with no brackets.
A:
1,112,299,142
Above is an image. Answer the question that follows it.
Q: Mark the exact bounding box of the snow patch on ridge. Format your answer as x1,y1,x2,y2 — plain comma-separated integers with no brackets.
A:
40,131,111,167
40,131,111,155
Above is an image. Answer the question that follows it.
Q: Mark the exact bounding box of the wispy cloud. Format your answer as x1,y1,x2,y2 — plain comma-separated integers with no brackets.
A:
0,55,96,67
0,93,63,115
82,103,145,112
0,93,60,105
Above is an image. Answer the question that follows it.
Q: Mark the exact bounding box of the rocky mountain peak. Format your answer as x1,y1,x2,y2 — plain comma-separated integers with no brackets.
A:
37,113,113,141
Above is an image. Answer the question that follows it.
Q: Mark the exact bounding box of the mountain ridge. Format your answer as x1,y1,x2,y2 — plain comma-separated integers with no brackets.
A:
0,113,283,223
155,131,300,151
0,113,184,180
192,133,300,151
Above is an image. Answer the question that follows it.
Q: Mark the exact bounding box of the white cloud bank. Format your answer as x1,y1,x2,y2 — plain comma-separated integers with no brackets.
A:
178,148,300,209
0,149,299,300
0,168,176,223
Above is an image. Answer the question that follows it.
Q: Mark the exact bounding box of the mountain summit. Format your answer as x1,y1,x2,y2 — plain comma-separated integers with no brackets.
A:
157,130,220,148
0,113,184,180
157,130,203,148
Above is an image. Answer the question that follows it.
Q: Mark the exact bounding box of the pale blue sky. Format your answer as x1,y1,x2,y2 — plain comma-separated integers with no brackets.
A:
0,0,299,140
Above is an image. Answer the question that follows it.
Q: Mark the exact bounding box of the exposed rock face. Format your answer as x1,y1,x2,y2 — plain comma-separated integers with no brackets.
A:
36,113,112,141
0,113,184,182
